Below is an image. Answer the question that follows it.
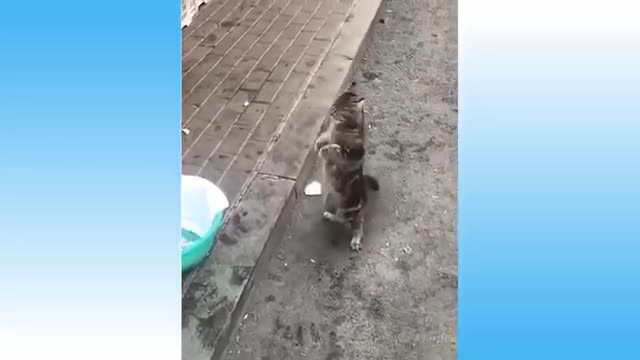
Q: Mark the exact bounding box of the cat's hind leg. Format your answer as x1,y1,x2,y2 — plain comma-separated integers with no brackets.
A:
349,212,364,251
323,207,346,223
323,203,348,224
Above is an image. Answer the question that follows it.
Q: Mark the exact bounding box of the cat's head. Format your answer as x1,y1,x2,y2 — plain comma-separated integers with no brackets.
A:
338,89,365,111
332,90,365,129
335,82,364,109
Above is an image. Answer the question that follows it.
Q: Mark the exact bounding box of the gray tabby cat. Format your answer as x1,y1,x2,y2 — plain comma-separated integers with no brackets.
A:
314,85,379,251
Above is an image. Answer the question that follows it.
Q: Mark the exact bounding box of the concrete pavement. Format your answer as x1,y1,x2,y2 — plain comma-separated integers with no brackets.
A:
181,0,385,358
219,0,458,358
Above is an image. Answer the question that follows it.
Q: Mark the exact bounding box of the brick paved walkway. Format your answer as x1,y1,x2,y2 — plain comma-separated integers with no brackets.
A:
181,0,384,357
182,0,355,204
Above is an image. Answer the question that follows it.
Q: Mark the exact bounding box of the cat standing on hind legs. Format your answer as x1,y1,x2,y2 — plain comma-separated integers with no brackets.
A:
315,84,379,251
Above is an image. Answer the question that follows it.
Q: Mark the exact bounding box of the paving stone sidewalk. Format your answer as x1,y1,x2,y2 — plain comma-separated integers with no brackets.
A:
182,0,353,199
181,0,383,358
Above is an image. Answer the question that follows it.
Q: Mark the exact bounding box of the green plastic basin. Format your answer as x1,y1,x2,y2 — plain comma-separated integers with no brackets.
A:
181,175,229,272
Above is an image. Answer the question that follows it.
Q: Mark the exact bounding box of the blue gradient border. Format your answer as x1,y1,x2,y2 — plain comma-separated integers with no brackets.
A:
459,0,640,358
3,0,640,358
0,1,181,358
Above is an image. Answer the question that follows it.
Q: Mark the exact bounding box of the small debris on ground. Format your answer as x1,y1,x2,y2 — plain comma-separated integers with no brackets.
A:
243,100,250,107
304,181,322,196
182,128,190,135
310,258,316,264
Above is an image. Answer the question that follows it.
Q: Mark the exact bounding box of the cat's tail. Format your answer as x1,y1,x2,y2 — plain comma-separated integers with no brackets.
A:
364,175,380,192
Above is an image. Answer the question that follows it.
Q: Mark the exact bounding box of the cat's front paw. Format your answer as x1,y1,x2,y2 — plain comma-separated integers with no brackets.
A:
318,144,341,159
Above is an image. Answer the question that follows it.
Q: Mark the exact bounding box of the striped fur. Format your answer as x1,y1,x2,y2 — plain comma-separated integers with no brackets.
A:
314,85,379,251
